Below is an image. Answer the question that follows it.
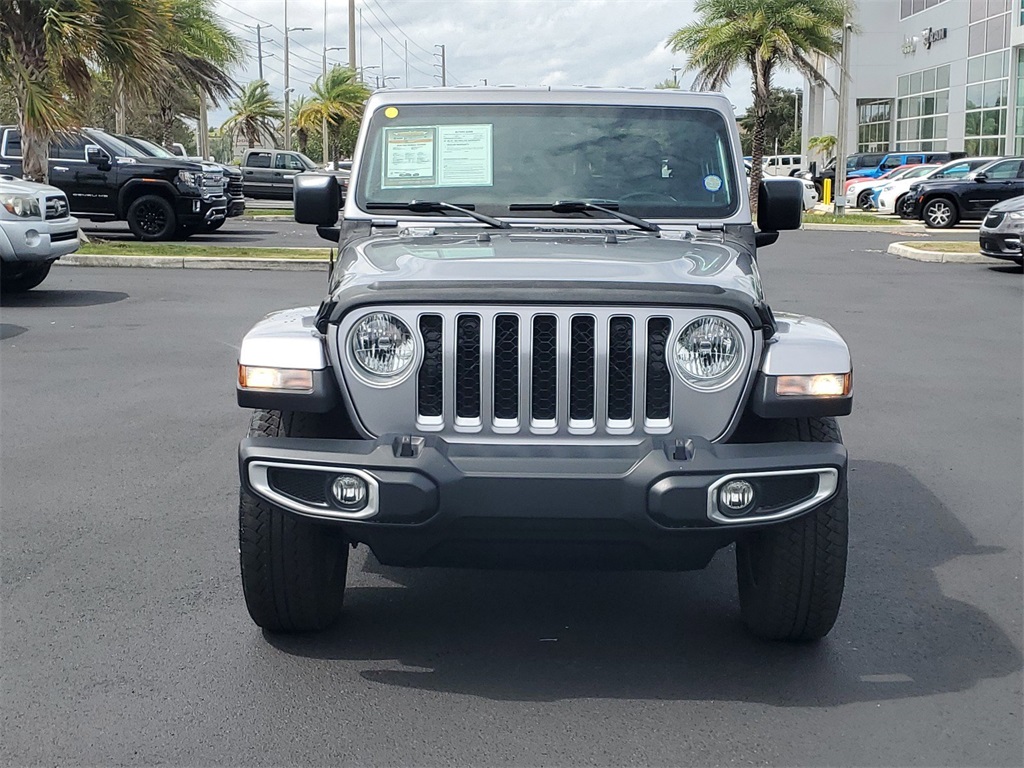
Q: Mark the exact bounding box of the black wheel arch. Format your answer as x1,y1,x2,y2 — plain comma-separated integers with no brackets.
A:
117,179,178,218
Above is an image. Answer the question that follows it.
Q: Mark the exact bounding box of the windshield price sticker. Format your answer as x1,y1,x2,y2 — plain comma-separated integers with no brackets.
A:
437,125,493,187
382,127,437,188
381,124,493,189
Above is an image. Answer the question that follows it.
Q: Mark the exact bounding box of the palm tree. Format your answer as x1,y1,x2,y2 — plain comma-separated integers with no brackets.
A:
0,0,170,182
221,80,283,149
290,95,311,155
298,66,370,162
807,134,837,161
668,0,848,213
151,0,246,146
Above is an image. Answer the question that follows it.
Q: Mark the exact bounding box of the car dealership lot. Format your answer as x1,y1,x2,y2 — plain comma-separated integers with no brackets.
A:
1,230,1021,767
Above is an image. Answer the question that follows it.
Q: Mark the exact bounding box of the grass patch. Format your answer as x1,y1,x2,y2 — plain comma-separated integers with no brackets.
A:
80,240,329,259
245,208,294,216
803,211,908,226
905,241,980,254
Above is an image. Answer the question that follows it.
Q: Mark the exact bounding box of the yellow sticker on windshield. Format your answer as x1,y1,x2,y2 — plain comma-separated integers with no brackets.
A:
384,107,399,118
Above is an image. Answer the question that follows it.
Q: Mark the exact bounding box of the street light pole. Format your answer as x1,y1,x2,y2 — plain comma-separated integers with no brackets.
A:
671,65,681,87
322,46,345,164
283,0,311,152
833,17,853,215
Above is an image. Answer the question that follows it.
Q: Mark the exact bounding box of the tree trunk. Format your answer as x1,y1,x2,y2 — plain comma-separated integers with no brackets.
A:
159,100,175,147
297,128,308,155
20,123,49,184
748,58,774,218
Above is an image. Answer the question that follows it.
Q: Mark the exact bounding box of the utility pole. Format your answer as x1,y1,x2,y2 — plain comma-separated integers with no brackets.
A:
381,37,385,83
282,0,290,148
435,44,446,86
833,17,852,215
405,40,409,87
348,0,356,71
246,24,267,80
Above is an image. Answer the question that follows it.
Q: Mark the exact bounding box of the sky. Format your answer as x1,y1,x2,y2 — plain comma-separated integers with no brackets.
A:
210,0,804,127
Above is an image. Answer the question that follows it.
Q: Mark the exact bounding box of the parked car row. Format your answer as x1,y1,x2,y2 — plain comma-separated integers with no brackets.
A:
0,126,243,240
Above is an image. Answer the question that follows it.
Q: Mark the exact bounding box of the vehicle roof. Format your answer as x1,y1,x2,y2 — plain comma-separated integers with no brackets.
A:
364,86,735,112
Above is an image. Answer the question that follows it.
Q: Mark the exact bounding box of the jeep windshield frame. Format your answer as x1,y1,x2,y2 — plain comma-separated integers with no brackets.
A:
355,103,741,221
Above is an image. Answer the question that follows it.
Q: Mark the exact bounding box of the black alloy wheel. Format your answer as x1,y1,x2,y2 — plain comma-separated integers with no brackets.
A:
126,194,176,241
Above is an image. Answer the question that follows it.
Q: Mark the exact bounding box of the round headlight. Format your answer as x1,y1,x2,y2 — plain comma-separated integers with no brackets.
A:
350,312,414,377
674,316,744,390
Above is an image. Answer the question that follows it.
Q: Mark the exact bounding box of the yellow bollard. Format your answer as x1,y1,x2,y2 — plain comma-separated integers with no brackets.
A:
823,178,832,206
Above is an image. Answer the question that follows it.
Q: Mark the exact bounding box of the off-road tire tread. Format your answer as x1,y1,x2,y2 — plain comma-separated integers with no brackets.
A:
239,409,348,633
736,416,848,642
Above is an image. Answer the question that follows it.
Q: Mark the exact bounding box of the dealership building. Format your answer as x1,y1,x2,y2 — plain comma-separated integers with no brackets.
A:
803,0,1023,160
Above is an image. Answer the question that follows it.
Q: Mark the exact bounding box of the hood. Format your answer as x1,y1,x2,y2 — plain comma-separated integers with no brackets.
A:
117,156,206,172
989,194,1024,213
334,228,764,302
0,175,63,196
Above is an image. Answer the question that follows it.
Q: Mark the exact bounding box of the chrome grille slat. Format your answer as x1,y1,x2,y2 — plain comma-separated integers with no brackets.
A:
342,305,759,443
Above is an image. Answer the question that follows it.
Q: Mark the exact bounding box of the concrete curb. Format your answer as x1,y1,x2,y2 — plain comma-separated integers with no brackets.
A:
802,222,928,234
887,241,1003,264
57,254,328,271
241,215,294,222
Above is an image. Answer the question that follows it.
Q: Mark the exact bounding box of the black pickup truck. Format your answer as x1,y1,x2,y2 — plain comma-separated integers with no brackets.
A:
0,126,227,240
113,134,245,230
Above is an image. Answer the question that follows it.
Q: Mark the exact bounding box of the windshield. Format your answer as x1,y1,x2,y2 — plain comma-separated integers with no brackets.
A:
116,135,175,158
296,153,318,169
91,132,150,159
357,103,740,219
902,165,938,179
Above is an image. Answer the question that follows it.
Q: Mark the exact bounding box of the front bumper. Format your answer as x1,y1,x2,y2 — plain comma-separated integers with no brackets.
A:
0,215,80,262
177,194,228,226
227,197,246,217
979,231,1024,262
239,434,847,570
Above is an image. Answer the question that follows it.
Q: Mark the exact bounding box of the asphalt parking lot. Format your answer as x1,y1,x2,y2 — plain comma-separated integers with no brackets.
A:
1,230,1021,766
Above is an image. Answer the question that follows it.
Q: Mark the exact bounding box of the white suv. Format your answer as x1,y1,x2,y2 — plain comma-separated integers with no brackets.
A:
0,175,79,292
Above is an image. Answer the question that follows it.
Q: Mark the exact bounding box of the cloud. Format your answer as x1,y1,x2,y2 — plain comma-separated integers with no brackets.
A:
212,0,805,127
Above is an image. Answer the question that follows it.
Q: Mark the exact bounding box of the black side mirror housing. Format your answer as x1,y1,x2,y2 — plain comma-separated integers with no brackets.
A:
294,173,340,226
757,178,803,234
973,172,988,182
86,146,111,168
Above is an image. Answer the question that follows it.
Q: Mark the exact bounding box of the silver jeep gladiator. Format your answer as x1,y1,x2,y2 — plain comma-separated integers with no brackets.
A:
235,88,853,641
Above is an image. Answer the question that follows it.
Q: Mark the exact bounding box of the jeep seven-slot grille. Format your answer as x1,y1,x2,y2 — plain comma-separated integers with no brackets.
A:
416,311,675,432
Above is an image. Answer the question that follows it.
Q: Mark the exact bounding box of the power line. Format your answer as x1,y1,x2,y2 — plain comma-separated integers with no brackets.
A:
359,2,435,70
360,15,434,80
219,1,279,32
366,0,435,60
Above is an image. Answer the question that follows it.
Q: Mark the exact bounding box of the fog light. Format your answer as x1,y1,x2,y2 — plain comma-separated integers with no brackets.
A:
331,474,368,510
719,479,755,515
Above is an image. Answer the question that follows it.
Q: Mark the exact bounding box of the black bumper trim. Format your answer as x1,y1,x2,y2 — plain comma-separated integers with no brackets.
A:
238,434,846,569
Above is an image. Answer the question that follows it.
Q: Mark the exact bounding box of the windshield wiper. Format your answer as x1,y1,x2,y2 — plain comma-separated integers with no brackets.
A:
508,200,660,233
365,200,511,229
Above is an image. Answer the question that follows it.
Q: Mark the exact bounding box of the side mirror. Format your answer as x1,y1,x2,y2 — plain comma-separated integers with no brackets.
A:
294,173,341,226
757,178,803,235
86,146,111,167
974,172,988,182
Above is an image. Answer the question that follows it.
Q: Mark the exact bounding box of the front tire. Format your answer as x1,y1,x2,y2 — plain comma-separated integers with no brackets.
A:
1,261,52,293
239,409,349,633
126,194,177,241
735,417,848,642
856,190,872,210
922,197,958,228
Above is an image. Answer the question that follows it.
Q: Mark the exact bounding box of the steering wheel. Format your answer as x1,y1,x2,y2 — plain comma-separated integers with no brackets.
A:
619,191,679,204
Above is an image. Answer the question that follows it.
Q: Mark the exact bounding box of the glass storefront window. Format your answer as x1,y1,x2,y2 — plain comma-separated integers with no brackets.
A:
895,65,950,151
